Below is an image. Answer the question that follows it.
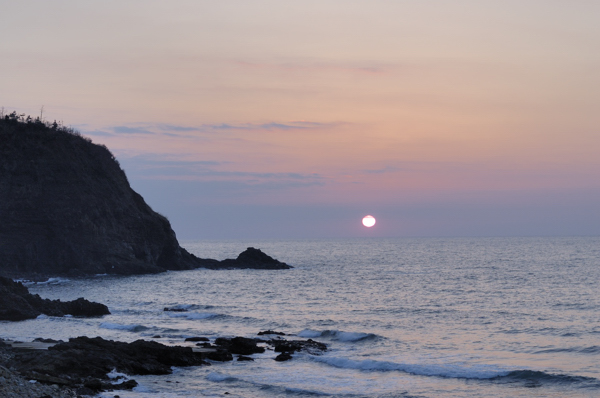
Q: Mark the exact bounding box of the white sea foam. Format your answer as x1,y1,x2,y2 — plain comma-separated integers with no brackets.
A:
99,322,149,332
106,368,132,384
314,356,511,379
298,329,379,342
19,277,70,286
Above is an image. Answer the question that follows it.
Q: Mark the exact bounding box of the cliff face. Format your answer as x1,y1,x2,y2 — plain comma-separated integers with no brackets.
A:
0,115,200,278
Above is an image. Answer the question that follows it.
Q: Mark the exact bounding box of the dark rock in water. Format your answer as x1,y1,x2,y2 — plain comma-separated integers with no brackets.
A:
269,338,327,355
185,337,209,342
0,276,109,321
258,330,286,336
10,336,208,391
0,116,291,278
213,247,292,270
205,349,233,362
164,307,188,312
33,338,64,344
214,337,266,355
237,355,254,361
274,352,293,361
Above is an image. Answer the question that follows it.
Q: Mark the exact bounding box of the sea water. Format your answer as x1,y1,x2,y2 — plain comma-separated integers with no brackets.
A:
2,237,599,398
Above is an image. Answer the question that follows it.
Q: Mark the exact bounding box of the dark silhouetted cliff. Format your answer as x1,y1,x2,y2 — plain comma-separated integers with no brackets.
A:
0,113,290,278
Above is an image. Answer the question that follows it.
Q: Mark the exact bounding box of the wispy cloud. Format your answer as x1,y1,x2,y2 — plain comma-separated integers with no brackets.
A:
205,121,339,131
91,121,341,137
113,126,156,135
119,154,325,188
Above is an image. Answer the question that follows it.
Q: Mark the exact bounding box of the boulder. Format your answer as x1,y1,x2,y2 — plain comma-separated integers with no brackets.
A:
214,337,266,355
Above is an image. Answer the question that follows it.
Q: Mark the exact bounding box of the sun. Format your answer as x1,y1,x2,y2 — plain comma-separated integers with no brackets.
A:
362,215,376,227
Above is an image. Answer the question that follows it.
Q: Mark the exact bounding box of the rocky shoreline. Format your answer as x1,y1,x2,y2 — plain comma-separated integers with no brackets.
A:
0,276,110,321
1,276,325,397
1,332,326,397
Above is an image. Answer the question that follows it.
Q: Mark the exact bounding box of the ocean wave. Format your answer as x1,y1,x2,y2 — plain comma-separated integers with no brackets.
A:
166,311,220,320
534,346,600,355
99,322,149,332
206,372,238,382
298,329,380,342
314,356,600,387
164,303,215,311
493,370,600,386
314,355,509,379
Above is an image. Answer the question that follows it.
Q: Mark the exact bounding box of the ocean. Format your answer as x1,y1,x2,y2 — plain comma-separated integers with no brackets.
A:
2,237,599,398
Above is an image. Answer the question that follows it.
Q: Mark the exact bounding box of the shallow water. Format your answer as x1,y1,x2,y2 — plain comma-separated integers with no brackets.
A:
2,237,599,397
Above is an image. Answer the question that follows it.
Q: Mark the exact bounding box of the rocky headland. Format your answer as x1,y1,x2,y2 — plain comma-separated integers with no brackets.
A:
0,113,290,280
0,113,295,397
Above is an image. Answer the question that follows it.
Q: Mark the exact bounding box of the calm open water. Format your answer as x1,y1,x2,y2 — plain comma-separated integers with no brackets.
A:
2,237,600,398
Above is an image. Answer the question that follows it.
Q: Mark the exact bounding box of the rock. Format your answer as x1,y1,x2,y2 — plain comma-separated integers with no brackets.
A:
274,352,293,362
10,336,208,392
212,248,292,270
185,337,209,342
205,349,233,362
164,307,188,312
258,330,286,336
0,276,109,321
269,338,327,355
0,115,292,278
214,337,266,355
237,355,254,361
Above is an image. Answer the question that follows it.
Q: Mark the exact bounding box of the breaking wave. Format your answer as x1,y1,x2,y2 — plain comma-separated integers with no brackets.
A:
298,329,380,342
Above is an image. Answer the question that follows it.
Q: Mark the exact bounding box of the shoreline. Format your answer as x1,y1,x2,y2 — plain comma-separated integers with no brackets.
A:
0,332,326,396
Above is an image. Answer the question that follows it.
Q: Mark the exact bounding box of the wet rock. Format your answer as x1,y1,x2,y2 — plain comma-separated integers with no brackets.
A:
205,349,233,362
0,276,109,321
237,355,254,361
185,337,209,342
257,330,286,336
10,336,208,391
269,338,327,355
164,307,187,312
214,337,266,355
274,352,293,361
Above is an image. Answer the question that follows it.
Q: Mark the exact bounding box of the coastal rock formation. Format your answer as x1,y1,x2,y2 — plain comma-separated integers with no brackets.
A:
2,332,327,394
9,336,208,394
0,276,109,321
197,247,292,270
0,114,290,278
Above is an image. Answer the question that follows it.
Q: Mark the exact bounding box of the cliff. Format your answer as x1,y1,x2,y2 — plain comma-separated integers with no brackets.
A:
0,113,290,278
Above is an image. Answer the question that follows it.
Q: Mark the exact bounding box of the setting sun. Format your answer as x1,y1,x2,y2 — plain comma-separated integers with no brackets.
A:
362,215,376,228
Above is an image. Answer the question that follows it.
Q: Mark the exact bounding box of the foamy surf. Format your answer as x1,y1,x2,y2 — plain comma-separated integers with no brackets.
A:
99,322,149,332
298,329,380,342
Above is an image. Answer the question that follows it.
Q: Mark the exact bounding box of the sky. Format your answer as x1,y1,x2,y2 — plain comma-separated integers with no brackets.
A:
1,1,599,239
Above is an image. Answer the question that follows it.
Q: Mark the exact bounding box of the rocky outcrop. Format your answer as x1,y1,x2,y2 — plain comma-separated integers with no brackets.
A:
0,114,290,278
197,247,292,270
2,332,327,394
0,276,110,321
9,336,208,394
